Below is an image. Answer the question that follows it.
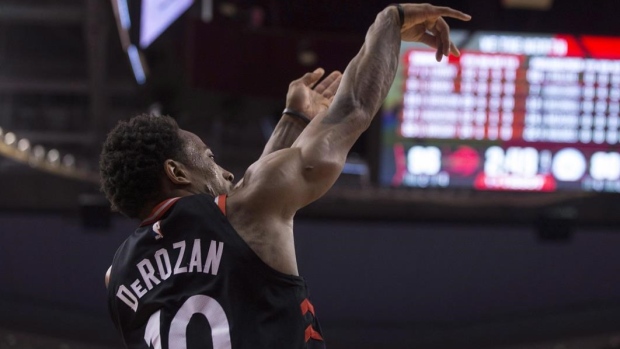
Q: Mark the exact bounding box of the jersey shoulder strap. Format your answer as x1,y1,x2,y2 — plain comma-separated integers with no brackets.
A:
214,194,227,216
140,197,181,226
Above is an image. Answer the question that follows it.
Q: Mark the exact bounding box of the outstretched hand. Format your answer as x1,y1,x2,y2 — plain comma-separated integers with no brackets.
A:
398,4,471,61
286,68,342,121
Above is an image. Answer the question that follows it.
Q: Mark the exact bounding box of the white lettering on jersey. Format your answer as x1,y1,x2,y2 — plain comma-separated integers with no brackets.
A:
188,239,203,273
116,239,224,312
137,259,160,290
130,279,147,298
116,284,138,311
172,241,188,274
203,241,224,275
154,248,172,280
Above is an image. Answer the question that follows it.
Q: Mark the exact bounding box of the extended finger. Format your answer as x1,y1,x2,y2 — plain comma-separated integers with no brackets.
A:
314,70,341,93
435,37,443,62
322,74,342,98
299,67,325,87
422,5,471,22
450,41,461,57
417,31,439,50
418,31,457,60
434,17,451,57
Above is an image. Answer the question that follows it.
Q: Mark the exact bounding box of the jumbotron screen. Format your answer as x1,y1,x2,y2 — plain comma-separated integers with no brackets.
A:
380,31,620,192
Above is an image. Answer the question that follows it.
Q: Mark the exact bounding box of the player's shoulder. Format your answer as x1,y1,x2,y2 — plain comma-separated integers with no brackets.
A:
229,148,303,203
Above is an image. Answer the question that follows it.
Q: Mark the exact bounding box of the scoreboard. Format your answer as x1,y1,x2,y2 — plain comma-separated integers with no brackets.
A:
380,32,620,193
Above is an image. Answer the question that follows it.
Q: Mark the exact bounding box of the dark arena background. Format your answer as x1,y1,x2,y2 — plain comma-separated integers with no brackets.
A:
1,0,620,348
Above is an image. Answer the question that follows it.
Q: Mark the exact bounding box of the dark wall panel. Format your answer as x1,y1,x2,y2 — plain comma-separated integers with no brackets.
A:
1,213,619,348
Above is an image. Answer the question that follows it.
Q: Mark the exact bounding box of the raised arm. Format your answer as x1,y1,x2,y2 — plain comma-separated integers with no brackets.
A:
260,68,342,157
239,4,470,215
286,4,471,206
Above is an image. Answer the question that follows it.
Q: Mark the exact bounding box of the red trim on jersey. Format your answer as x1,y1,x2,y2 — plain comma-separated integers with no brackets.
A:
216,194,227,216
140,197,181,226
300,298,315,316
304,325,323,342
301,299,322,342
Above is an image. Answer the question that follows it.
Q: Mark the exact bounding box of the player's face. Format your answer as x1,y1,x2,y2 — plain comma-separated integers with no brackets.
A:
179,130,234,196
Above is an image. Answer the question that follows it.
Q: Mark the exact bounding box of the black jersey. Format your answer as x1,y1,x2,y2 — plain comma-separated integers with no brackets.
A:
107,194,324,349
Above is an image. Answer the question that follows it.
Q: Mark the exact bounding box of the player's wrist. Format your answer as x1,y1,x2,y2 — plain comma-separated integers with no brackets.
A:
387,4,404,28
282,108,311,125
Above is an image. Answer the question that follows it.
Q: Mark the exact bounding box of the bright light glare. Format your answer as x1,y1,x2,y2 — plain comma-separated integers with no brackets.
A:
33,145,45,159
4,132,16,145
62,154,76,167
127,45,146,85
117,0,131,29
140,0,194,48
17,139,30,152
47,149,60,163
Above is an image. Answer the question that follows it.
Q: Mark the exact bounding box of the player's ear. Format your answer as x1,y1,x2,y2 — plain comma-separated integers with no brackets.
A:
163,159,191,185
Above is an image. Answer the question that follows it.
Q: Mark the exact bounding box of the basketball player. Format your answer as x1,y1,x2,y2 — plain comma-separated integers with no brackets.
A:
101,3,470,348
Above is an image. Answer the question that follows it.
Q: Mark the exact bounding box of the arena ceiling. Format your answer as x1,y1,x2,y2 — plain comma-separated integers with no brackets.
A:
0,0,619,223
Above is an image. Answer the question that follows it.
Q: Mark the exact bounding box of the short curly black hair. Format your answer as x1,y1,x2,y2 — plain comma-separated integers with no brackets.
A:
99,114,187,218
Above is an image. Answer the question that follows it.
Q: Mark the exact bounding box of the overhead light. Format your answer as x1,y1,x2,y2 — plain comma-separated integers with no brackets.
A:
47,149,60,164
63,154,76,168
17,139,30,152
297,39,318,67
127,45,147,85
201,0,213,22
219,2,238,17
298,50,318,67
33,145,46,160
502,0,553,10
117,0,131,29
139,0,194,49
148,102,163,116
4,132,16,146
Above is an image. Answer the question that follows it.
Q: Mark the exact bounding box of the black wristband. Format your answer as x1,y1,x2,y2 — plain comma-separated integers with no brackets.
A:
282,108,311,124
393,4,404,27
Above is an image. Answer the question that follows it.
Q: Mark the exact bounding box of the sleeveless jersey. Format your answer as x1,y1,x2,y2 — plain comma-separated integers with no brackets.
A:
107,194,324,349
